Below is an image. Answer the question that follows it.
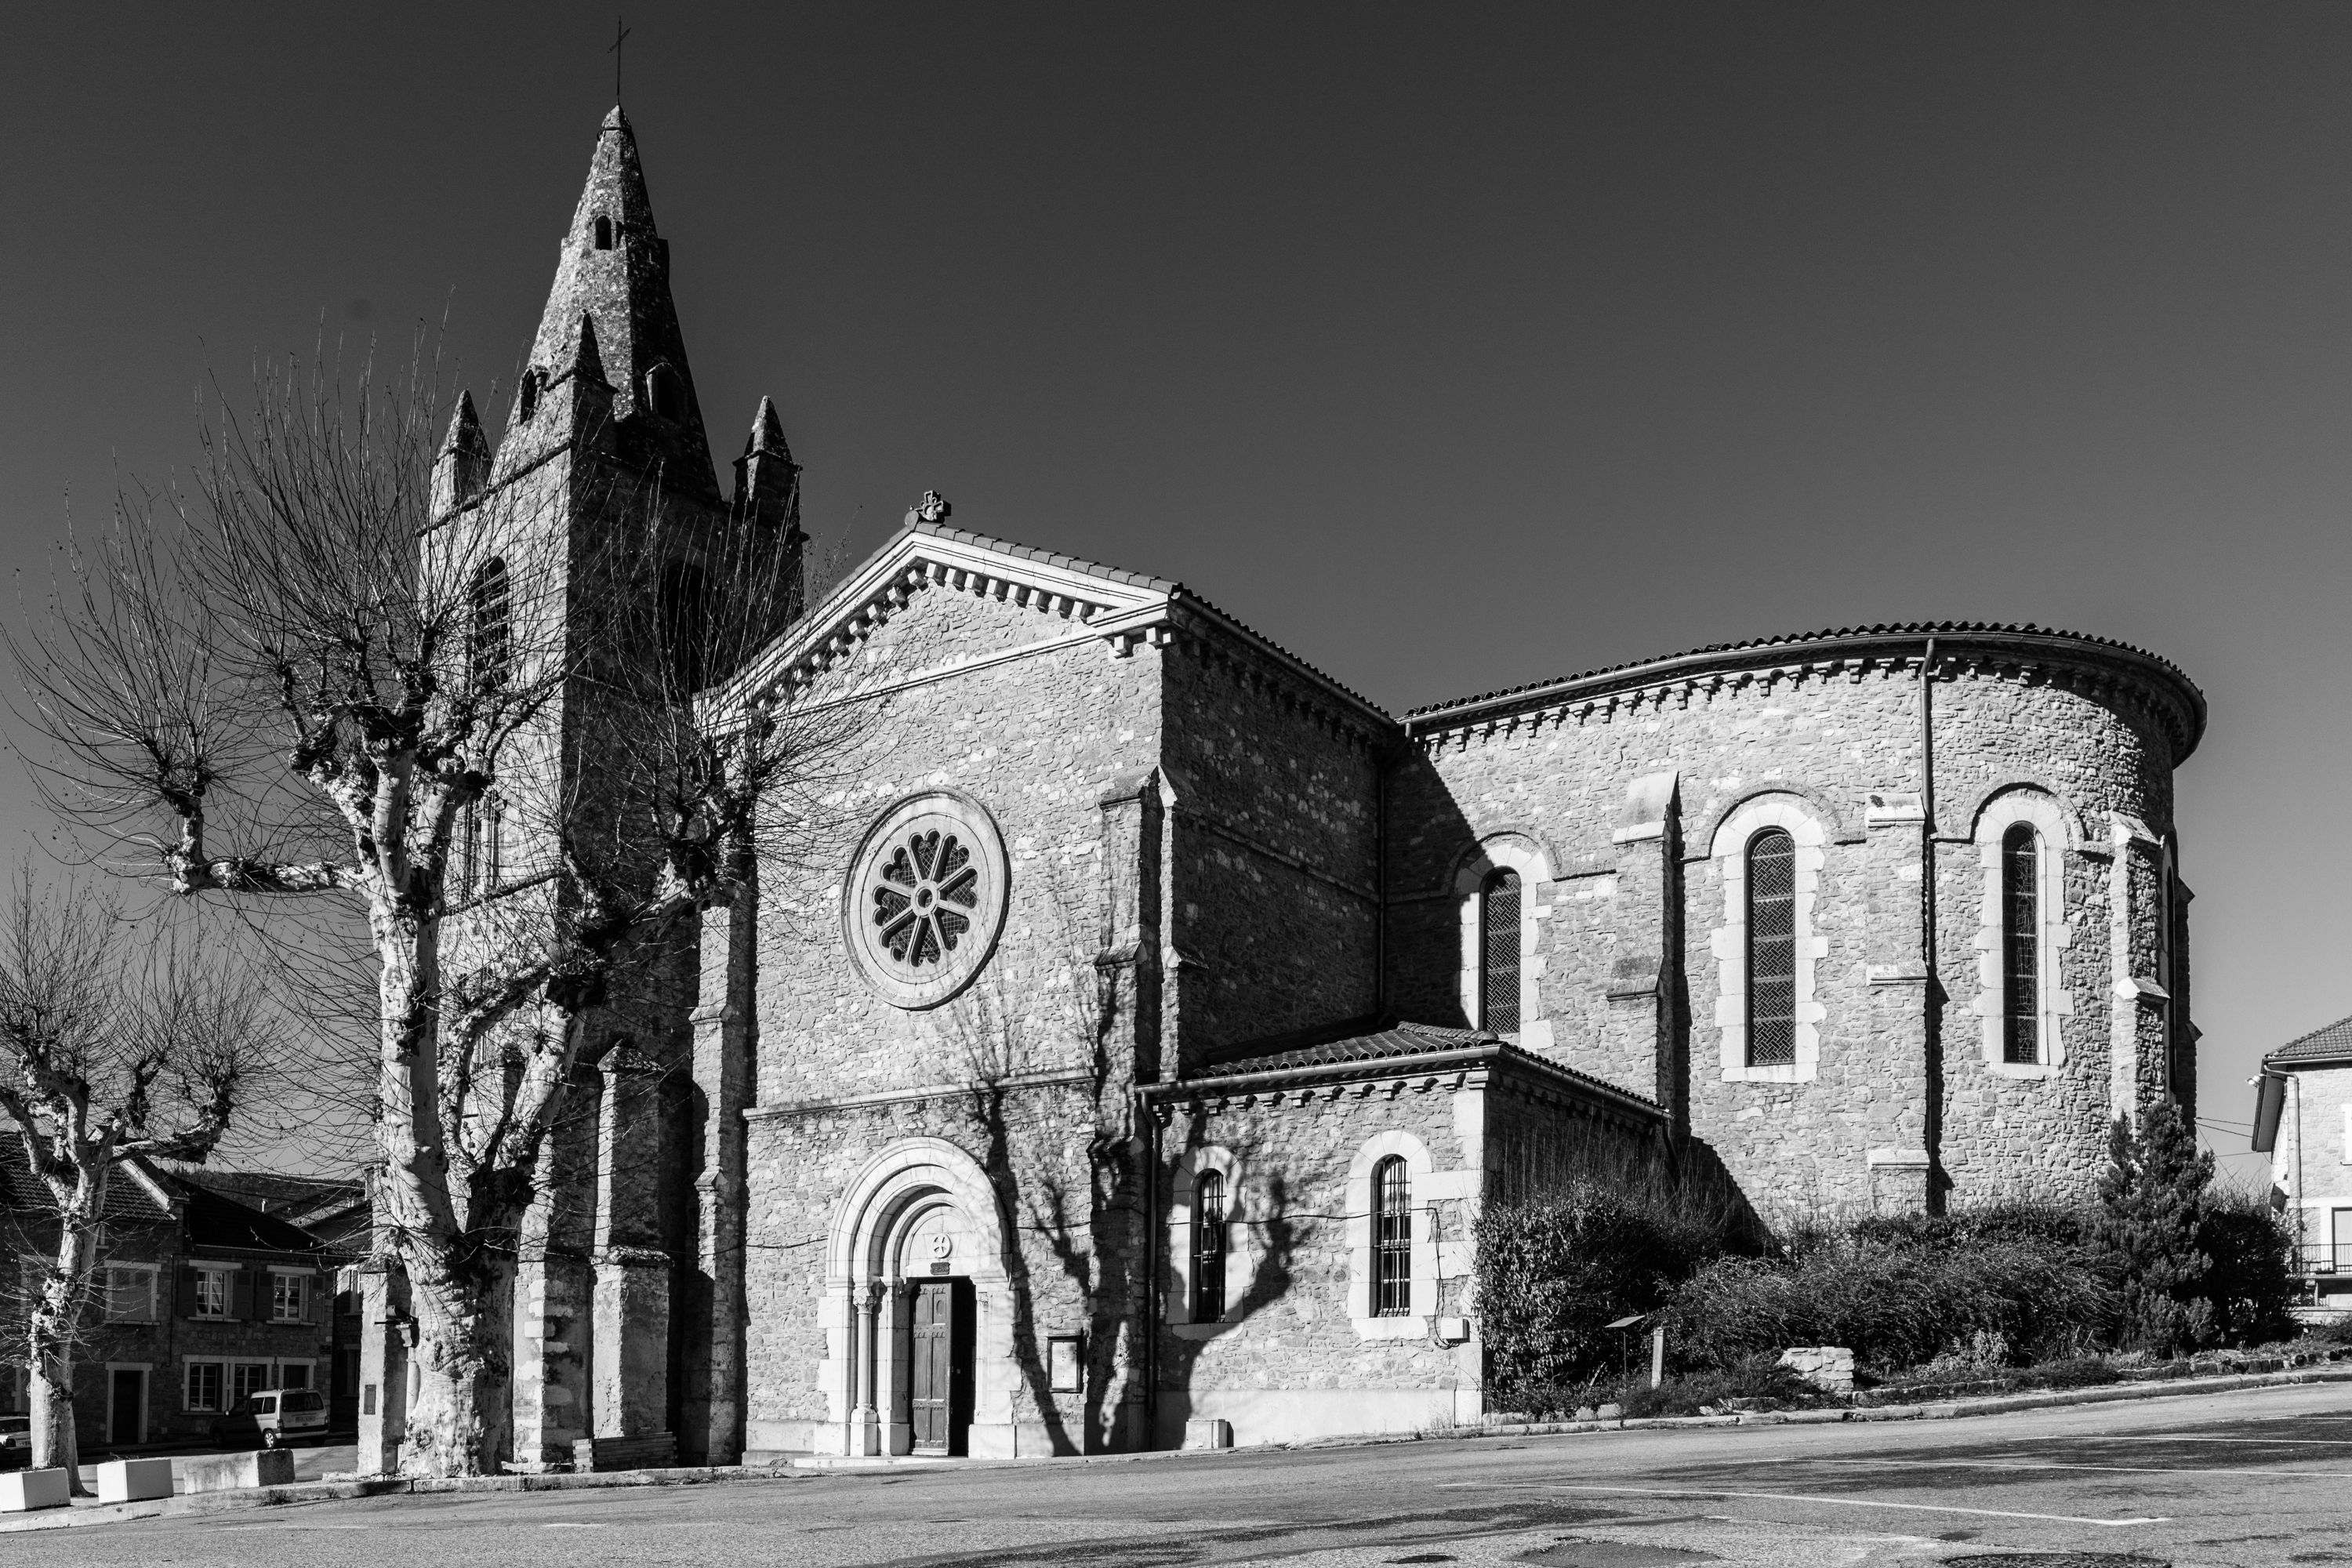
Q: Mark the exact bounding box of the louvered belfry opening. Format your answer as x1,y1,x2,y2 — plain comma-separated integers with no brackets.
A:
2002,822,2041,1065
1746,829,1798,1067
1480,868,1522,1034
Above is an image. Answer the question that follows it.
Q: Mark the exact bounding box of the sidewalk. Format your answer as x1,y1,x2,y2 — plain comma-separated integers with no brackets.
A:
8,1358,2352,1533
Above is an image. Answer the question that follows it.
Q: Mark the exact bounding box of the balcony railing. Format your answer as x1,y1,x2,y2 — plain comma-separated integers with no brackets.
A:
2293,1243,2350,1276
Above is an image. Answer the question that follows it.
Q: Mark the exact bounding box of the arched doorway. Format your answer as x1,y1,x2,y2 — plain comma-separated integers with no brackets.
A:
823,1138,1016,1458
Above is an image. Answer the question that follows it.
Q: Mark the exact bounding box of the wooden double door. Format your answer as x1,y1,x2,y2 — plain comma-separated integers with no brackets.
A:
907,1276,975,1454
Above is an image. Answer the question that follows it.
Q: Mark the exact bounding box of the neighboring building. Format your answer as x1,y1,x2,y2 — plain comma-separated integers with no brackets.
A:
363,108,2206,1468
2254,1018,2352,1319
171,1168,370,1425
2,1148,343,1448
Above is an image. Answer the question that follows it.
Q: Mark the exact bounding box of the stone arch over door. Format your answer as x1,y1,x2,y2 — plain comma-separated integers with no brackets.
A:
821,1138,1018,1459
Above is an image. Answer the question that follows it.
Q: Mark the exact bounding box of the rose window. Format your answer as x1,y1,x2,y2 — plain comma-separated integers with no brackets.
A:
843,792,1009,1009
870,829,980,968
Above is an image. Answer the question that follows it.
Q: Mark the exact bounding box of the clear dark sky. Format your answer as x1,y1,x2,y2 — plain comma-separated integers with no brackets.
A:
5,4,2347,1175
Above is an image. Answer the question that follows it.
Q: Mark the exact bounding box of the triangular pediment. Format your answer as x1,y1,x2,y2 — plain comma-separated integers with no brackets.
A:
711,521,1176,713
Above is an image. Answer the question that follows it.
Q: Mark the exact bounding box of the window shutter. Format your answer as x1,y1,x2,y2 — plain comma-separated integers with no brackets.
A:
228,1268,254,1321
174,1267,198,1319
302,1276,318,1325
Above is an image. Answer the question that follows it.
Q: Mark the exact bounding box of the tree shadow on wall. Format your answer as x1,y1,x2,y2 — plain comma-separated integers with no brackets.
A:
947,852,1149,1458
1153,1125,1299,1437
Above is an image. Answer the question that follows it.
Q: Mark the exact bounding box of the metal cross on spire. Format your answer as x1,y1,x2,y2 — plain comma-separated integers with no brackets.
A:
609,15,633,103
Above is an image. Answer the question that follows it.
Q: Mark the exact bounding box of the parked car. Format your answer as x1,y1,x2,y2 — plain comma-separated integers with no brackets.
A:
0,1414,27,1471
209,1388,328,1450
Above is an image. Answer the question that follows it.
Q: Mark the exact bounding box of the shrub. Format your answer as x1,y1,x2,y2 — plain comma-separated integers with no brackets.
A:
1475,1182,1719,1407
1660,1222,2115,1376
2198,1190,2297,1346
2097,1098,2221,1355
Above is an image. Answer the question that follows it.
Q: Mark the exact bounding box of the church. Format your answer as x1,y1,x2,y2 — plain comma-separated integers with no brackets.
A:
360,110,2206,1469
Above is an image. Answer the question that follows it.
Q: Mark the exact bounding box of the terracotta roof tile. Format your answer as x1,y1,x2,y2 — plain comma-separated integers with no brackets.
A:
2271,1014,2352,1067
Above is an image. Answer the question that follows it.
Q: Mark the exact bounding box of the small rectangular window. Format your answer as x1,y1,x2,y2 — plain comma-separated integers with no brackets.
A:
192,1267,228,1319
185,1361,224,1412
271,1273,307,1323
106,1266,156,1323
231,1362,272,1406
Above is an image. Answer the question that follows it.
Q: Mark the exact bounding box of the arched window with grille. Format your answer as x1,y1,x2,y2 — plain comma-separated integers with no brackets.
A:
1191,1171,1226,1323
2002,822,2041,1065
467,558,511,690
1372,1156,1412,1316
1479,869,1522,1033
1746,827,1797,1068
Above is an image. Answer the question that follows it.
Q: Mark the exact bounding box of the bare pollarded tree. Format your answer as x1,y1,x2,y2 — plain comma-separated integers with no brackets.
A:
8,346,588,1476
0,877,274,1485
11,344,858,1477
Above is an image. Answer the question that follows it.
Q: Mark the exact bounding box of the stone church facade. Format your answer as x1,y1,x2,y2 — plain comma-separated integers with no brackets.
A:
360,112,2206,1469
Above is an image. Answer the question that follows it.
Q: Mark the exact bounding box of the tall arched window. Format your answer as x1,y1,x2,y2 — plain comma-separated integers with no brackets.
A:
517,368,543,423
1746,827,1797,1068
1372,1156,1411,1316
467,558,511,690
1190,1171,1226,1323
1479,869,1522,1033
593,215,613,250
2002,822,2041,1065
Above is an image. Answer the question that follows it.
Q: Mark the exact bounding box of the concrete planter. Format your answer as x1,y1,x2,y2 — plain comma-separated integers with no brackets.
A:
183,1449,296,1494
96,1457,175,1503
0,1468,69,1512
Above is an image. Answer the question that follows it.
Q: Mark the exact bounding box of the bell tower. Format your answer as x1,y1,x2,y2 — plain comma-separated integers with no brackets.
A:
395,107,805,1475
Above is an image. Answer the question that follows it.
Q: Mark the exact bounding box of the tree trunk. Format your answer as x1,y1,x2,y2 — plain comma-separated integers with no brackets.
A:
367,898,518,1477
27,1219,89,1488
396,1242,514,1477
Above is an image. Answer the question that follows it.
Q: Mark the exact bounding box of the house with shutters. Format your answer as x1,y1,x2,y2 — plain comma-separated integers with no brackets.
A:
2,1145,345,1450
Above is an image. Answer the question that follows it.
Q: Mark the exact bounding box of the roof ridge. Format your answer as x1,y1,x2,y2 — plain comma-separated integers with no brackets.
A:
1403,620,2205,756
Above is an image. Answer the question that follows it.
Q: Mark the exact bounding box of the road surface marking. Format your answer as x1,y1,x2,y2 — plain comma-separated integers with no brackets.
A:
1502,1484,2165,1526
1822,1456,2352,1480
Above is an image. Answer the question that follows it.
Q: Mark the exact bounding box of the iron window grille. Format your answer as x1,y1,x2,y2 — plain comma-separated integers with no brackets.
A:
1374,1156,1413,1316
2002,823,2041,1065
1480,869,1523,1034
1191,1171,1226,1323
1746,829,1798,1067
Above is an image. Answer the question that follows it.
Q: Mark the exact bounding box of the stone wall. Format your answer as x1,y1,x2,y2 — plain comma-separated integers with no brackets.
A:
1160,633,1384,1062
1149,1080,1477,1446
1395,644,2193,1219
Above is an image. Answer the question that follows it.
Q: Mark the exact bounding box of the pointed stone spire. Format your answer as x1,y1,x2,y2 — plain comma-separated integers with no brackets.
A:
431,391,491,520
733,396,801,531
511,109,717,499
743,395,790,459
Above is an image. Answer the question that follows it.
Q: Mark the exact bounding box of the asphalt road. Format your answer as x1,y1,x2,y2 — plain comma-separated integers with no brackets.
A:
17,1384,2352,1568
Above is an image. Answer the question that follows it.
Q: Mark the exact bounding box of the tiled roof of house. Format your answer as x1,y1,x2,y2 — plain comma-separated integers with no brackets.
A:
2270,1014,2352,1067
173,1182,335,1256
0,1140,175,1225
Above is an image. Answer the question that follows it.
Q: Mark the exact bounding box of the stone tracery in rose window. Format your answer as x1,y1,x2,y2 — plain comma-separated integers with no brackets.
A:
869,828,982,969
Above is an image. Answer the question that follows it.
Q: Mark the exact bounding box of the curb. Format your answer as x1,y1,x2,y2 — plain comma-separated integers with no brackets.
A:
0,1465,803,1534
8,1361,2350,1533
1468,1362,2352,1439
